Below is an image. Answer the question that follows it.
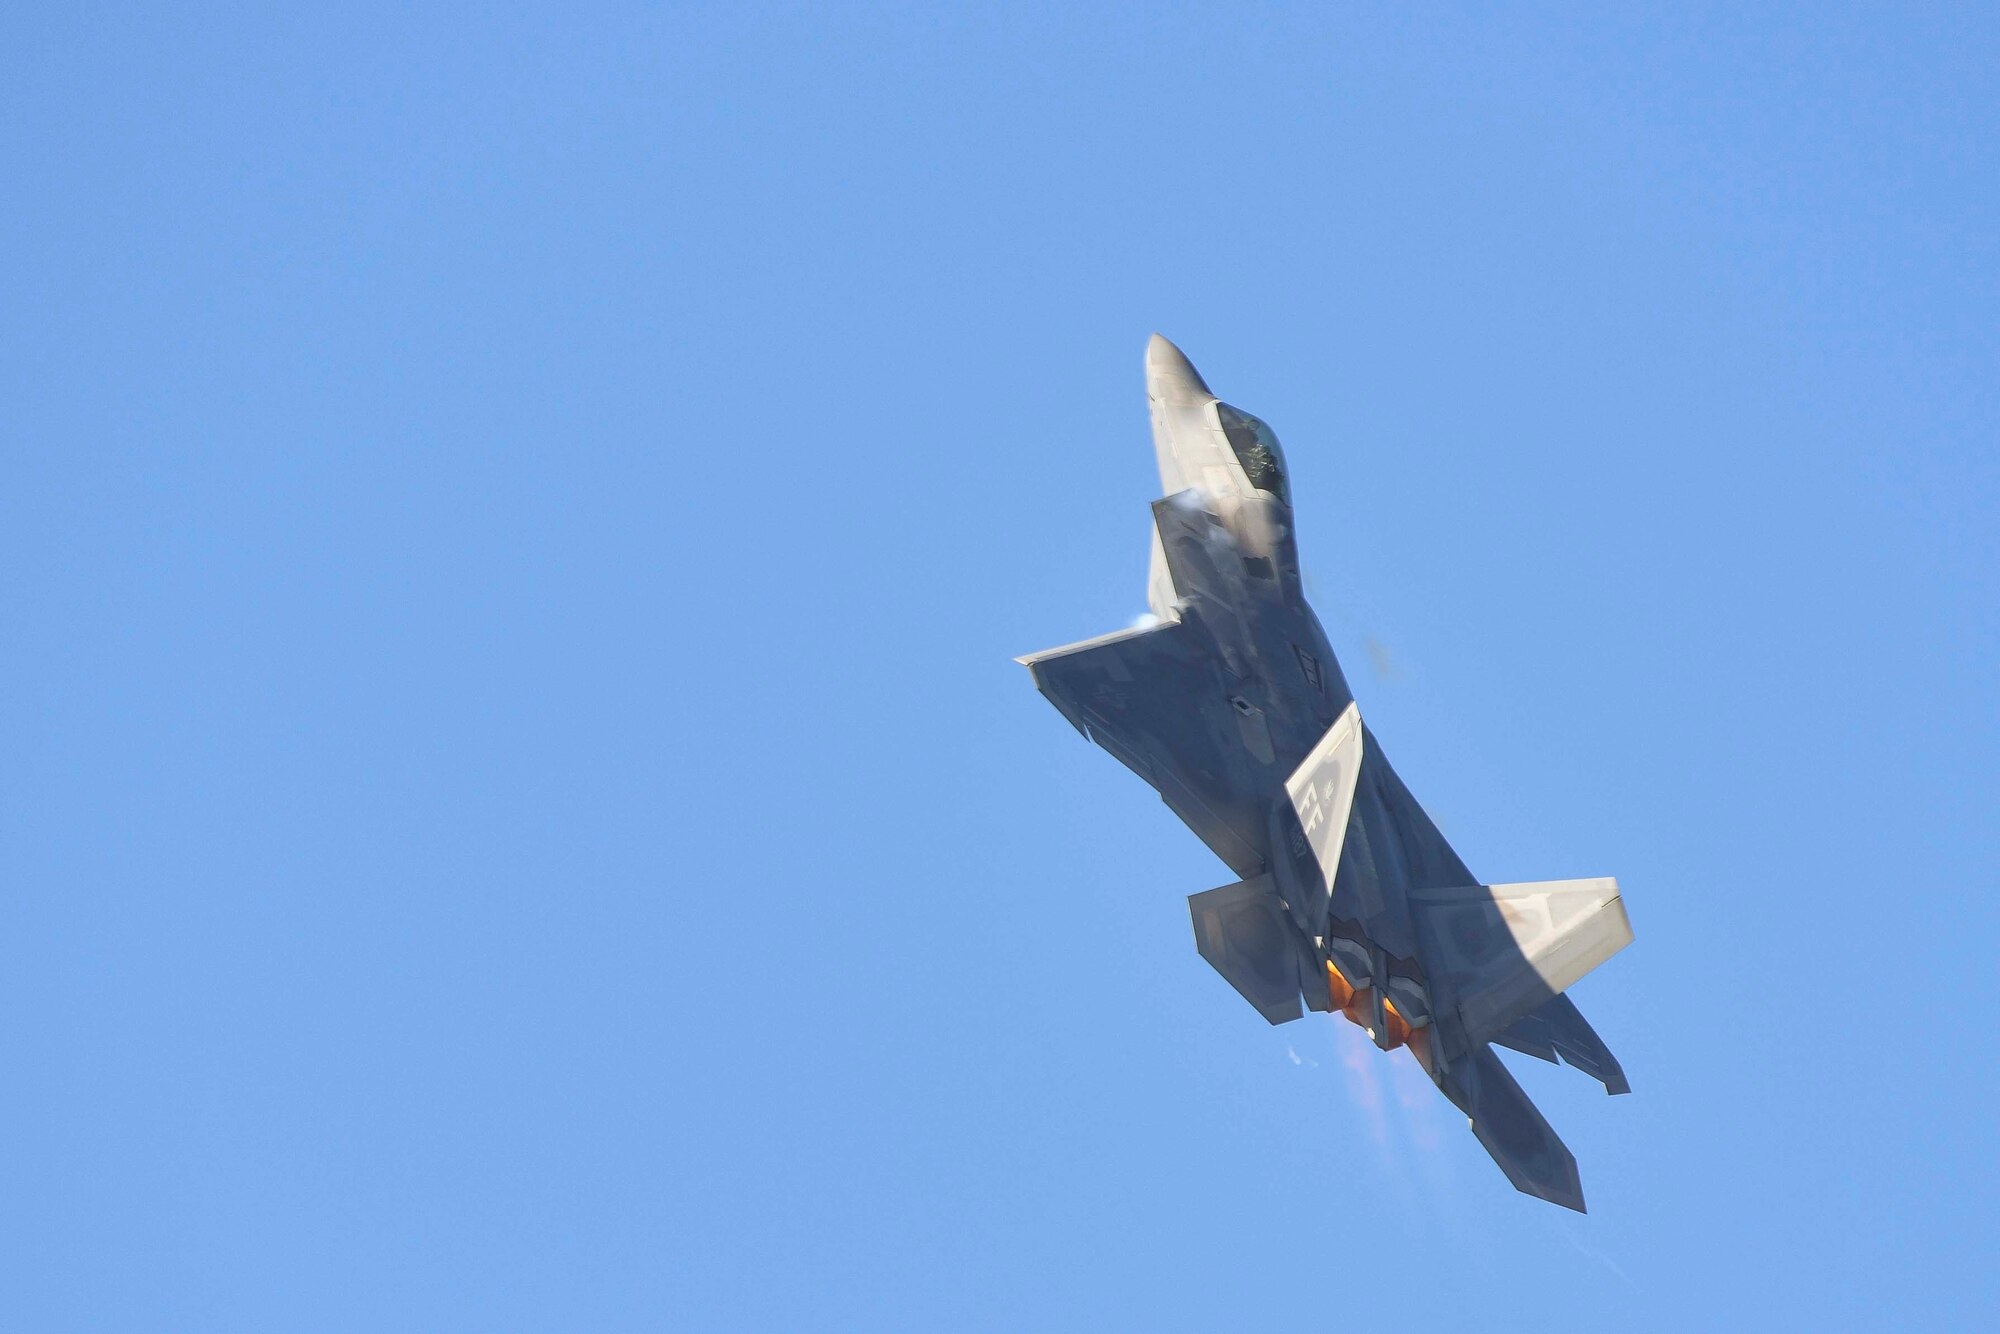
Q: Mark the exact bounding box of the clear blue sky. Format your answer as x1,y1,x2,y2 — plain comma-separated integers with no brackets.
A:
5,5,1996,1330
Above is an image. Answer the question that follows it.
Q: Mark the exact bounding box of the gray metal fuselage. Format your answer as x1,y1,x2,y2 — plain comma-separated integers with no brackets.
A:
1133,337,1439,1005
1148,492,1370,933
1019,336,1632,1212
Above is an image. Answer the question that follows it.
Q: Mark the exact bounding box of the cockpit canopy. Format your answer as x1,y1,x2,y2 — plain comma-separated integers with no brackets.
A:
1216,402,1290,503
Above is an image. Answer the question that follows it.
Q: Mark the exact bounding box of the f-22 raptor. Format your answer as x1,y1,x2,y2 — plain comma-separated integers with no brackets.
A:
1019,336,1632,1211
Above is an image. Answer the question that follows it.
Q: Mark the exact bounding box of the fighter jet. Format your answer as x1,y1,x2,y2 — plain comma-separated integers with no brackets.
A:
1018,335,1632,1212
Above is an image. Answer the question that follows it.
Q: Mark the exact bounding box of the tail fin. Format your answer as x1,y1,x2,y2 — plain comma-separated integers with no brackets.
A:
1410,878,1632,1047
1282,701,1364,895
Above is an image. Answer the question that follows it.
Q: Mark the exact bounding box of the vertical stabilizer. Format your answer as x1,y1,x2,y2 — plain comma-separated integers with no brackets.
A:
1410,878,1631,1045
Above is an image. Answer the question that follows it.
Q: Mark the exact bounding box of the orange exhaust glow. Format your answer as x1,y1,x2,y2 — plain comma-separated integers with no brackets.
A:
1326,960,1411,1049
1325,960,1355,1011
1378,995,1413,1048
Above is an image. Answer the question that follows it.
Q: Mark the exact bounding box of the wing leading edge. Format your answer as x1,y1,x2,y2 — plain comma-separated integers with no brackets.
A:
1018,615,1263,879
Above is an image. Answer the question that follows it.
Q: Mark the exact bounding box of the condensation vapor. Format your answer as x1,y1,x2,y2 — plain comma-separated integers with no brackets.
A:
1333,1022,1391,1149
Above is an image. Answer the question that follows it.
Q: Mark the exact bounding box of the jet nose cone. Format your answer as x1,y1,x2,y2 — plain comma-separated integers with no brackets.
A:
1146,333,1214,404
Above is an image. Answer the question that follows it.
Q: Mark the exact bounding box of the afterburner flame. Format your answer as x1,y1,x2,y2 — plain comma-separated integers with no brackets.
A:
1325,960,1411,1049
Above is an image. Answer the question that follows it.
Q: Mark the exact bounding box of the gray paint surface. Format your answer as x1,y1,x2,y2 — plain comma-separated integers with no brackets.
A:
1019,336,1633,1212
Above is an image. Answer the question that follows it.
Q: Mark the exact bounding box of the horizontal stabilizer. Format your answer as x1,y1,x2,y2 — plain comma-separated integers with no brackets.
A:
1412,878,1631,1047
1188,875,1318,1025
1440,1045,1587,1212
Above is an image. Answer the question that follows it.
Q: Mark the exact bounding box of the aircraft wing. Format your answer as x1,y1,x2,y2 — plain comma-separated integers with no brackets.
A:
1018,616,1264,879
1492,993,1631,1095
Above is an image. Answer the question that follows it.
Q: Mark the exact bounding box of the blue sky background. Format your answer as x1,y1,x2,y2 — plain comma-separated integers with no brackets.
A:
5,5,1997,1330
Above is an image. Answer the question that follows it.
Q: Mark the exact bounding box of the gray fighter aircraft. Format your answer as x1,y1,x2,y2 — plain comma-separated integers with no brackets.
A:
1019,336,1632,1212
